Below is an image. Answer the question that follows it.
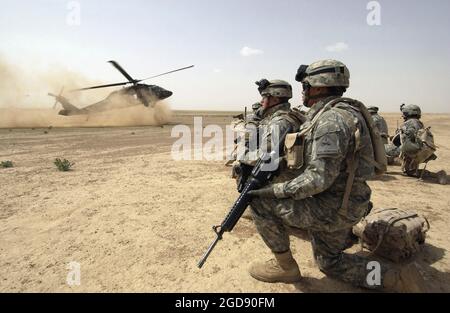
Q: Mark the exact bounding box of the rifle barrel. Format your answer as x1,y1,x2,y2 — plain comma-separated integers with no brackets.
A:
197,234,221,268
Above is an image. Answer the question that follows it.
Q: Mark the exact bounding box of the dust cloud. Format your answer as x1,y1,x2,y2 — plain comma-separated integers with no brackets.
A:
0,56,173,127
0,101,172,128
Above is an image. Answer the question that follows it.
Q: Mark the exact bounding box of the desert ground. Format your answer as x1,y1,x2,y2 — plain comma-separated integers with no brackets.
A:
0,110,449,292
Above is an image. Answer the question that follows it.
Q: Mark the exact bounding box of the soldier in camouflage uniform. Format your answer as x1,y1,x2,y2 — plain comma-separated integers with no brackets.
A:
397,104,430,176
368,106,389,144
232,80,305,218
250,102,263,122
238,79,303,166
227,102,264,167
247,60,425,292
385,141,401,165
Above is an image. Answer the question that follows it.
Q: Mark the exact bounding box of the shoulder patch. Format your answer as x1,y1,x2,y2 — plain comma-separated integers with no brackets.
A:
315,132,340,156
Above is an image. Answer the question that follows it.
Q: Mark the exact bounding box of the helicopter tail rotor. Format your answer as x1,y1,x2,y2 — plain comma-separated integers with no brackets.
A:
51,86,65,109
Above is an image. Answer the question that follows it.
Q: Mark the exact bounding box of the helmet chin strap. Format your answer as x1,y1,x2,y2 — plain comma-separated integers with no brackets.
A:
264,95,284,109
303,89,328,106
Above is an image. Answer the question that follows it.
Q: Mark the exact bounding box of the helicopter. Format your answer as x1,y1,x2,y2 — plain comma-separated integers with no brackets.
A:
48,60,194,116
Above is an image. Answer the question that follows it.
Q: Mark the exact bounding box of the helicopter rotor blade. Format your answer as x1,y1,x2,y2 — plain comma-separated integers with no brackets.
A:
108,60,136,83
138,65,194,82
71,82,130,92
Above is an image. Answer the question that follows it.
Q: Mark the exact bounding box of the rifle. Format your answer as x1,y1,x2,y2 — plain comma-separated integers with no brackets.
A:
197,151,281,268
235,163,254,193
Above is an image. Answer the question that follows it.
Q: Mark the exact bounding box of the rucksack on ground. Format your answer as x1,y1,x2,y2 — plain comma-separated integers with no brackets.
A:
352,208,430,263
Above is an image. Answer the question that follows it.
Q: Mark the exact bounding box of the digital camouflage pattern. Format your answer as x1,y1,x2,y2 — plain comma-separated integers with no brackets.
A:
385,143,401,159
385,117,427,168
259,80,293,99
252,102,262,111
302,60,350,88
240,102,296,166
250,96,394,289
228,102,265,166
399,117,426,175
401,104,422,119
251,102,263,121
400,118,424,154
371,112,389,144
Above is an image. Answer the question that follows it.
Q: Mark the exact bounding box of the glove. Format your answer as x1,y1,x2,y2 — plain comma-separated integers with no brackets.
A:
248,186,276,198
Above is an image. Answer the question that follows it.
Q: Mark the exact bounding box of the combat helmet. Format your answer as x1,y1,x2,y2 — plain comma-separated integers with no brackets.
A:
367,106,380,114
252,102,262,111
400,104,421,119
295,59,350,88
255,79,292,99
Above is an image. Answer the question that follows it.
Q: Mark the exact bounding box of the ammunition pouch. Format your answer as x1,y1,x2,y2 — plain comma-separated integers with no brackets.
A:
284,133,304,170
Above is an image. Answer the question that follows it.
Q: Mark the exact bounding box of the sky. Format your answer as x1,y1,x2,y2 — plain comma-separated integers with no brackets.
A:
1,0,449,112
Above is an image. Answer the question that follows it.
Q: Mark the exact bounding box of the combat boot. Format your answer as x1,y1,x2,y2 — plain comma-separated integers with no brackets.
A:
383,262,427,293
248,250,302,283
436,170,447,185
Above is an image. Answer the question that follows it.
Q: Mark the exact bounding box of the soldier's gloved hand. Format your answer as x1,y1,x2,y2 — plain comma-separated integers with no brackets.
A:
248,187,276,198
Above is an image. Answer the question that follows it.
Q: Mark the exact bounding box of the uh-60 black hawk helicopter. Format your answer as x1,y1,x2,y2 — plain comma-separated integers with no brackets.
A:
48,60,193,116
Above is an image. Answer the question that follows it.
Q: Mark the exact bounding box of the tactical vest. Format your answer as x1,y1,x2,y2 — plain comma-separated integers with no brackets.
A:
401,126,437,164
285,98,386,174
284,97,387,213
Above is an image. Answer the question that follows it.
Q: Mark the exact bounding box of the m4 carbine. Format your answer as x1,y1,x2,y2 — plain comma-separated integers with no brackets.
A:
197,151,280,268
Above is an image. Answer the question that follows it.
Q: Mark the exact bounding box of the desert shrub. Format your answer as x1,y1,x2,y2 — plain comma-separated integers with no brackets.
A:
1,161,13,168
54,158,74,171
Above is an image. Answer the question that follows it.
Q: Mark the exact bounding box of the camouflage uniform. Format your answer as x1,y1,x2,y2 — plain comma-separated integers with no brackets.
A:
228,103,263,167
399,118,425,175
232,80,302,191
250,95,390,289
240,80,300,166
400,118,424,151
250,102,263,122
247,61,427,292
241,102,295,166
368,109,389,145
385,142,401,158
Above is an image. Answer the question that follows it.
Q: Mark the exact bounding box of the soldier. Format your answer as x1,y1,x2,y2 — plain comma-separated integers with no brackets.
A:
227,102,263,167
368,106,389,144
247,60,425,292
232,80,305,186
250,102,263,122
397,104,435,176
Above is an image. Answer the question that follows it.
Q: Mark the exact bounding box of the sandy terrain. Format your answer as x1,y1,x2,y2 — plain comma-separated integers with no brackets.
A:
0,111,449,292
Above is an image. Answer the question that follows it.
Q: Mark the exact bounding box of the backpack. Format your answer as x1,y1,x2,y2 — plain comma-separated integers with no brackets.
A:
414,127,437,164
352,208,430,262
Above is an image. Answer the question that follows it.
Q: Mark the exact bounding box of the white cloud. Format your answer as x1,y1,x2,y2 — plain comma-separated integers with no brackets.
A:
325,42,349,52
240,46,264,57
213,68,222,73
